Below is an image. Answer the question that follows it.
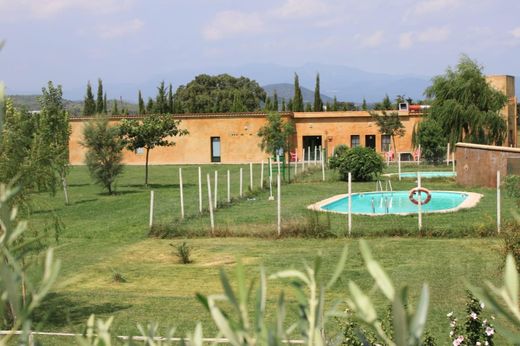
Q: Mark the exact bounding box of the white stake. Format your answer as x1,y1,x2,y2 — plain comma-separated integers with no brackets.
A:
452,152,455,173
61,175,69,205
214,170,218,209
307,146,311,164
239,167,243,197
227,170,231,203
418,144,421,166
207,174,214,234
149,190,154,229
314,146,317,165
321,149,325,181
198,167,202,213
295,153,298,175
348,172,352,236
269,157,273,179
417,172,422,231
277,173,281,236
179,168,184,219
302,148,305,171
277,155,281,175
249,162,253,191
447,143,450,166
398,153,402,181
260,161,264,189
497,170,501,234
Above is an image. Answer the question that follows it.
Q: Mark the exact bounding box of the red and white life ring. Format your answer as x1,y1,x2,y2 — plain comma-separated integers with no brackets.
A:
409,187,432,205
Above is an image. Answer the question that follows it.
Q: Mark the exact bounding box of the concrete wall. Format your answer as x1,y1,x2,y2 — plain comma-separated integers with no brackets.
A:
69,111,422,165
456,143,520,187
485,75,518,147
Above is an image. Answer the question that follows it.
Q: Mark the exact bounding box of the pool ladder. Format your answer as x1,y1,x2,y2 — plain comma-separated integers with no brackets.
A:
375,179,393,213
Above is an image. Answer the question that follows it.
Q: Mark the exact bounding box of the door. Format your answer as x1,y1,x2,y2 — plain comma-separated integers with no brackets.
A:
365,134,376,150
211,137,221,162
302,136,323,161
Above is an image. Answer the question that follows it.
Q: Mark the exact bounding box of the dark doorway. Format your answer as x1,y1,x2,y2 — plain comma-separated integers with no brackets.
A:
211,137,221,162
302,136,322,161
365,134,376,150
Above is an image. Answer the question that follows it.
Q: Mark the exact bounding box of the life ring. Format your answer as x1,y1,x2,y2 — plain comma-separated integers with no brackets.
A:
409,187,431,205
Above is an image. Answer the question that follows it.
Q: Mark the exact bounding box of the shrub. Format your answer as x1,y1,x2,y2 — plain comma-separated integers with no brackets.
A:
501,221,520,271
111,269,127,283
329,146,384,181
280,211,334,238
172,241,193,264
504,175,520,206
414,117,447,164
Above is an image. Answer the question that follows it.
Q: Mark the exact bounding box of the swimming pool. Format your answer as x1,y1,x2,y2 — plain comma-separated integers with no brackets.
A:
384,172,456,178
309,190,482,216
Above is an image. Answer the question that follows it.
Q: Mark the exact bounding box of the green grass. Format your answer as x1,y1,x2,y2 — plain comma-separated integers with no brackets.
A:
23,164,514,345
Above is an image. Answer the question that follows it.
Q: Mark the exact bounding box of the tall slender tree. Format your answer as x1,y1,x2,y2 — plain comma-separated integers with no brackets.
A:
273,91,279,111
362,98,368,110
138,90,145,114
168,83,174,113
146,98,154,113
83,81,96,116
154,81,167,114
313,73,323,111
292,73,304,112
382,94,392,110
96,79,104,114
281,98,286,112
112,99,119,115
332,96,338,111
103,93,108,114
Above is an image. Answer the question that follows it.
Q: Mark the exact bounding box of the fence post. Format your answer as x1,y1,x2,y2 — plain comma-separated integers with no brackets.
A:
250,162,253,191
447,142,450,166
398,153,402,181
417,172,422,231
348,172,352,236
227,170,231,203
295,152,298,175
452,152,455,173
260,160,264,189
214,170,218,209
240,167,243,197
198,167,202,213
207,174,215,234
497,170,501,234
179,168,184,219
321,148,325,181
277,173,281,236
314,146,317,165
149,190,154,230
302,148,305,172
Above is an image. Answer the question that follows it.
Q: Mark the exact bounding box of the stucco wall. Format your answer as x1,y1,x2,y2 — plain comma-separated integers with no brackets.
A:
456,143,520,187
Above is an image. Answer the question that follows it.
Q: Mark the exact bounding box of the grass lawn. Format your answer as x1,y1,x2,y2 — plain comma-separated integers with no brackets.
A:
24,163,515,345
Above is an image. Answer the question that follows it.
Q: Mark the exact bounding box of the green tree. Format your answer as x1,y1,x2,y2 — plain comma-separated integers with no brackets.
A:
83,81,96,116
425,55,508,146
257,112,295,158
305,102,312,111
103,93,107,114
313,73,323,111
382,94,392,110
174,74,266,113
111,99,119,115
329,146,384,181
168,83,174,113
281,98,286,111
146,98,154,114
138,90,145,114
292,73,304,111
362,98,368,110
332,96,338,111
287,98,293,111
154,81,168,114
96,78,104,114
119,114,188,185
82,116,124,194
273,90,279,111
231,92,246,112
370,110,406,152
413,117,447,164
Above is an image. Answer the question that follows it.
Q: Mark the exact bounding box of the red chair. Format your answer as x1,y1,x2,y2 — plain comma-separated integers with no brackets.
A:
413,148,421,161
384,150,394,161
290,151,298,162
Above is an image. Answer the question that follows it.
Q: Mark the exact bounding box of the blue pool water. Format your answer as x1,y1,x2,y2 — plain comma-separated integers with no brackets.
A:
398,172,456,178
321,191,468,215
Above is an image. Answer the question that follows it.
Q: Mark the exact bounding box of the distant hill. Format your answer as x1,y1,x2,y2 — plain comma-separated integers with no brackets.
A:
8,94,137,116
262,83,334,105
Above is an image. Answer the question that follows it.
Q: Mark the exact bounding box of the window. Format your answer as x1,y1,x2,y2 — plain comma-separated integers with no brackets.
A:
382,135,391,152
351,135,360,148
211,137,221,162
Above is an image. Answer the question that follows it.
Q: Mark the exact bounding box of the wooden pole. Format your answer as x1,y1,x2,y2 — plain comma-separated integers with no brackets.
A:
277,173,281,236
249,162,253,191
179,168,184,219
307,146,311,164
260,160,264,189
227,170,231,203
198,167,202,213
447,143,450,166
149,190,154,230
214,170,218,209
295,152,298,175
276,155,280,174
302,148,305,171
321,149,325,181
269,157,273,179
452,152,455,173
497,170,501,234
314,146,317,165
398,153,402,181
348,172,352,236
417,172,422,231
239,167,243,197
207,174,215,234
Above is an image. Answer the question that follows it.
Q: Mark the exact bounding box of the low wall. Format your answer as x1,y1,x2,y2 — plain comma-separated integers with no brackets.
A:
456,143,520,187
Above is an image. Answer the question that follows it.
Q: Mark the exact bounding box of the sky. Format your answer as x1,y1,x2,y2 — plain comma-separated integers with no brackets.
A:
1,0,520,99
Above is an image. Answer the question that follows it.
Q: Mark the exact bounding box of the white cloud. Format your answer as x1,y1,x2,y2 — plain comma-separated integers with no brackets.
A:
398,26,450,49
274,0,330,18
511,27,520,38
0,0,134,20
409,0,462,16
359,30,384,48
96,19,144,40
202,10,266,41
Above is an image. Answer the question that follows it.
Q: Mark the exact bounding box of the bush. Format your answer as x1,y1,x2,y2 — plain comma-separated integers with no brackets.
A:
501,221,520,272
414,117,447,164
172,241,193,264
504,175,520,206
329,146,384,181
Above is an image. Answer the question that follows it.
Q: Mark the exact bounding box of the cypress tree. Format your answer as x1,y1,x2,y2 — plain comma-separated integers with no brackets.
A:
382,94,392,110
146,98,154,113
325,101,331,111
155,81,167,114
362,98,368,110
96,78,104,114
168,83,174,113
273,91,279,111
332,96,338,111
292,73,304,112
313,73,323,111
264,97,272,111
287,98,293,111
138,90,145,114
83,81,96,116
112,99,119,115
305,102,312,112
281,98,286,112
103,93,108,114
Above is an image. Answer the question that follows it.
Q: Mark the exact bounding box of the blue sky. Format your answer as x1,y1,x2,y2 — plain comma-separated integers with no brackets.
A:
1,0,520,99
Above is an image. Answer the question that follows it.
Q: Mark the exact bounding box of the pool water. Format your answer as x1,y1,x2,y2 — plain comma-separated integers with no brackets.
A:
397,172,456,178
321,191,468,215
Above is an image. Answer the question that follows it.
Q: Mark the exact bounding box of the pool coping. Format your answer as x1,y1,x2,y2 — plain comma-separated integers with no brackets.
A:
307,190,483,216
383,172,456,178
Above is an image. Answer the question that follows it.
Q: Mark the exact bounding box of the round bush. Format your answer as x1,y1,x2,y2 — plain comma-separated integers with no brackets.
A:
329,146,384,181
